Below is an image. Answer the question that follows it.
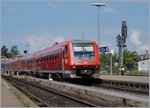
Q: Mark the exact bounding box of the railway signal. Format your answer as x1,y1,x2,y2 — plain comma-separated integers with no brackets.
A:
117,21,127,75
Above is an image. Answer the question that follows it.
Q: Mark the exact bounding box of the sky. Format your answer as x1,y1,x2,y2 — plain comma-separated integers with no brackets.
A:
1,0,149,55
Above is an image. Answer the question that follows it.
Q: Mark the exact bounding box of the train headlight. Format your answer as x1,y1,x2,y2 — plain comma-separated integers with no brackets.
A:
96,65,99,69
73,65,76,69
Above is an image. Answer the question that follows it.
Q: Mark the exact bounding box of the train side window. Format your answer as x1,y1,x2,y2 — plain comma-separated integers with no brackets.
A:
50,55,52,60
45,56,46,61
58,53,59,59
47,56,48,61
48,55,50,61
54,54,56,60
41,57,42,62
56,54,58,60
52,54,54,60
41,57,43,62
40,57,42,62
43,57,45,62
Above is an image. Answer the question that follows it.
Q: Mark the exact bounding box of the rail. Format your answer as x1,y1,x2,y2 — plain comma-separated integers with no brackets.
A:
2,75,99,107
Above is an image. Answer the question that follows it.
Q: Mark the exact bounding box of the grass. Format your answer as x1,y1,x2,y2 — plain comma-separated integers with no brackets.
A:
11,88,31,107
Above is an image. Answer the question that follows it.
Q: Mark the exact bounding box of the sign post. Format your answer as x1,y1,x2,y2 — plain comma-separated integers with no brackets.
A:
99,46,110,53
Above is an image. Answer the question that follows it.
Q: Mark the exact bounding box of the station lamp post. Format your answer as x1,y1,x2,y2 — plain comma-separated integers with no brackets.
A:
92,3,106,47
26,44,30,54
24,50,27,74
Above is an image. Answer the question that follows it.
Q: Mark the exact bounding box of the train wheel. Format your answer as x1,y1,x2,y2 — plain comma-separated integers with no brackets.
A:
52,73,63,81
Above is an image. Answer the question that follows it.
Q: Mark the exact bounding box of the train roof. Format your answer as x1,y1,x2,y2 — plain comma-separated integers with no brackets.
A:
22,39,95,60
5,57,21,64
71,40,94,43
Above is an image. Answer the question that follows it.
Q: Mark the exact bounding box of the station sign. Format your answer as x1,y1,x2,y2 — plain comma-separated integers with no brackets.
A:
99,46,110,52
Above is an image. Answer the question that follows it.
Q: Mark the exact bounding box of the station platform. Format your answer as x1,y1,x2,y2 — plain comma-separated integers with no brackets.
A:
1,78,38,107
100,75,149,84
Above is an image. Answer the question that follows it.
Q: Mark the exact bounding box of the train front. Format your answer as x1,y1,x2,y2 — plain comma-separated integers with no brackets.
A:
71,40,100,78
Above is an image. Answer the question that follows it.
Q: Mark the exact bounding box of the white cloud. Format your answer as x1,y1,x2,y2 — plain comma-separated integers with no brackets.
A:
130,30,142,45
47,2,61,10
10,8,16,12
139,45,149,52
53,36,65,43
129,29,149,53
20,34,65,52
103,6,115,13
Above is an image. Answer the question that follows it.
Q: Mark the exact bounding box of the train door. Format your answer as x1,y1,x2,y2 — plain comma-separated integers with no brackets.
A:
62,46,68,73
32,56,35,73
39,54,42,70
62,46,65,73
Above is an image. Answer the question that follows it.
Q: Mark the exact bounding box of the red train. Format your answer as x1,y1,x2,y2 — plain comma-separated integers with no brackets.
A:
5,40,100,80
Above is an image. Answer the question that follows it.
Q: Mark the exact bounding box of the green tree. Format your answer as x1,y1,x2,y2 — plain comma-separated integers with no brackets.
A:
1,45,20,59
100,49,139,74
123,49,139,71
100,52,110,72
10,45,20,59
1,45,9,58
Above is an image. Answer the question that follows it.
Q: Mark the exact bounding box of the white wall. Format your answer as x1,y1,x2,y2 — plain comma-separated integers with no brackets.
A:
138,59,149,72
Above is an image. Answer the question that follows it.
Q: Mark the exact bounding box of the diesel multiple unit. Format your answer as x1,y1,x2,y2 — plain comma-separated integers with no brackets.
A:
5,40,100,80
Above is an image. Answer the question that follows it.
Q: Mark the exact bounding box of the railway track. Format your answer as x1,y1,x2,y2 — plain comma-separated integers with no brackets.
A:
2,75,100,107
95,79,149,94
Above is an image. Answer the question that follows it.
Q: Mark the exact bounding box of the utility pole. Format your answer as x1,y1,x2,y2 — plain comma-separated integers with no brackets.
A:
117,21,127,75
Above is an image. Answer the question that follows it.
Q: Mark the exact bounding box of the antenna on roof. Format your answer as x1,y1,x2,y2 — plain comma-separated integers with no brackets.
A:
53,42,58,46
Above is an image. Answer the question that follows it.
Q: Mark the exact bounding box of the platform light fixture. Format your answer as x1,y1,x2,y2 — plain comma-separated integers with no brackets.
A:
92,3,106,47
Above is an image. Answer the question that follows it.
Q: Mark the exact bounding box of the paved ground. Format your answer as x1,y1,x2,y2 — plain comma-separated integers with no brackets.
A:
1,78,38,107
100,75,149,84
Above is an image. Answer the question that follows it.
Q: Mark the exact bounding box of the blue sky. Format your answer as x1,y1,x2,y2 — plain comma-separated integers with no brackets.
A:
2,0,149,55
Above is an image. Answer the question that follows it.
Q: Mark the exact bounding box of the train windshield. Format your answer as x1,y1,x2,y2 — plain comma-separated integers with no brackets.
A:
73,43,95,60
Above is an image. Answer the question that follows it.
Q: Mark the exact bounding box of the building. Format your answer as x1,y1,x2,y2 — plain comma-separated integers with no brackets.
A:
138,50,149,73
1,58,12,71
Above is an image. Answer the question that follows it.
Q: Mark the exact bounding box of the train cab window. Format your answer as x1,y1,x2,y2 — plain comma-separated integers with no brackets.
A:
73,43,95,60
